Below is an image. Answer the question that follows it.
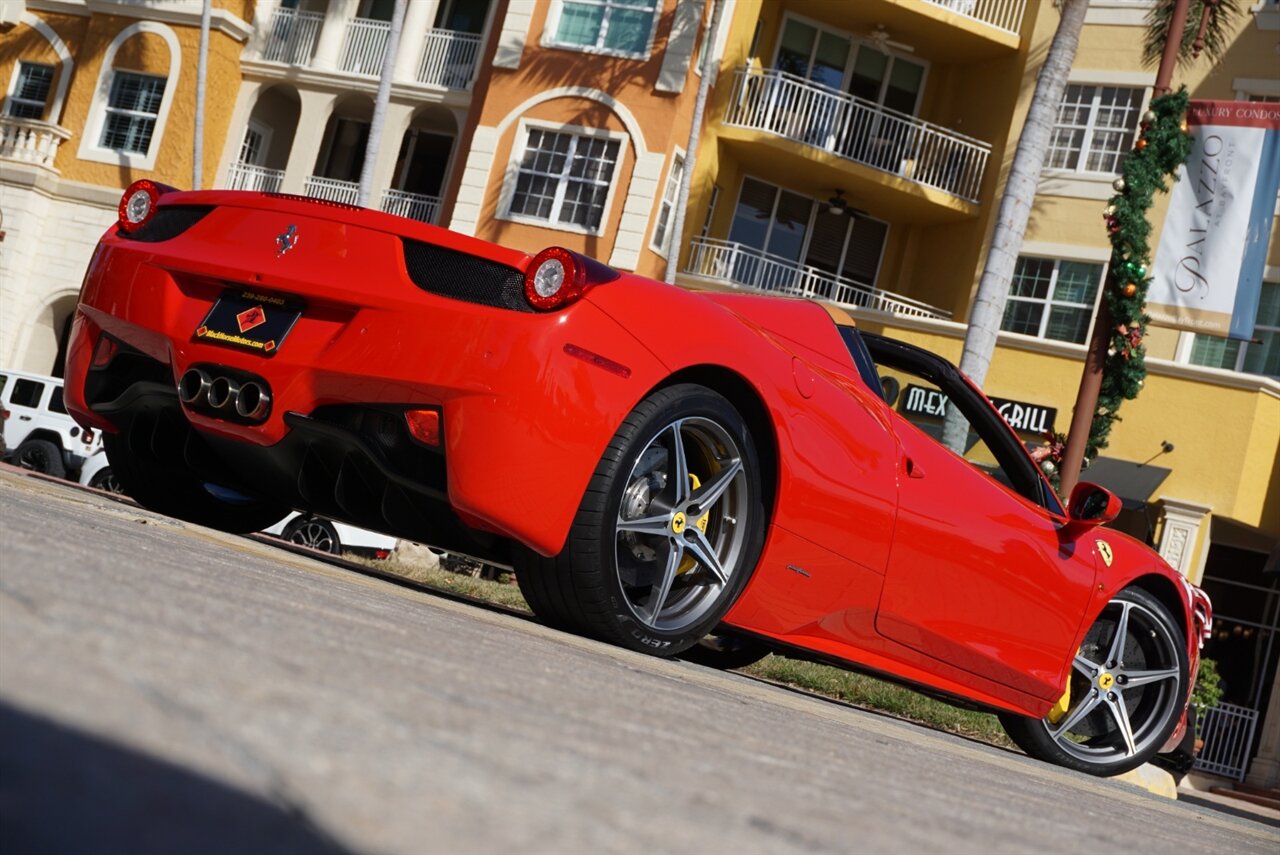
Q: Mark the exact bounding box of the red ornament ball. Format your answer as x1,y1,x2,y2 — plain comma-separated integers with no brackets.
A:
1123,283,1138,297
1135,138,1149,151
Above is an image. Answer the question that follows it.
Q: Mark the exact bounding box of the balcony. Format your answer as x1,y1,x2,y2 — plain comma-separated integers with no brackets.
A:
298,177,441,224
380,189,441,224
723,68,990,203
304,175,360,205
225,162,285,193
0,117,71,171
922,0,1027,35
260,7,323,65
340,16,389,76
417,29,483,90
684,237,951,320
253,9,481,92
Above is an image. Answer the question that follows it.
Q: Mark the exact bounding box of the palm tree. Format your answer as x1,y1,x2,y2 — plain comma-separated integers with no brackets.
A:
940,0,1089,453
193,0,211,189
358,0,407,208
1143,0,1240,69
664,0,725,284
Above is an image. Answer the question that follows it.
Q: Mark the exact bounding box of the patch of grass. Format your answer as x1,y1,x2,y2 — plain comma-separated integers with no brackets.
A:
347,554,533,613
743,655,1013,748
360,550,1011,748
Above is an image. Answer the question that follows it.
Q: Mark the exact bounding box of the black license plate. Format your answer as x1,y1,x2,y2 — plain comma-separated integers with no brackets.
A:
195,289,303,355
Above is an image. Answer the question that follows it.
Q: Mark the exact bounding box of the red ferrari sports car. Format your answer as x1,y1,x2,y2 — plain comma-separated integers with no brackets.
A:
65,182,1211,777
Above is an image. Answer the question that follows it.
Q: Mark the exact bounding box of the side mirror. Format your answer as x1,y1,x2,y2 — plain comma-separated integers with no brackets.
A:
1061,482,1122,539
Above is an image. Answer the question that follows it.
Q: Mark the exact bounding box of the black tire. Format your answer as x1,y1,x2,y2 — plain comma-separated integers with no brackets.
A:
1000,586,1189,777
88,467,124,494
14,439,66,479
517,384,766,656
103,431,288,534
679,633,771,670
282,516,342,554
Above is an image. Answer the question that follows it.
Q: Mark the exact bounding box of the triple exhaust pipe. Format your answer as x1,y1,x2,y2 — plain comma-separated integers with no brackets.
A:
179,367,271,422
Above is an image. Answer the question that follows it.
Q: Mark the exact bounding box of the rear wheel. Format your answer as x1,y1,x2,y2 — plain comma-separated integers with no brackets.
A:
104,431,287,534
1000,587,1188,776
14,439,65,479
88,467,123,494
517,384,765,656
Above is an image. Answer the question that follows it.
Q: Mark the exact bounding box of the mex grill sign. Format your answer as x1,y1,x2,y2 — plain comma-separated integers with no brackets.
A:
900,384,1056,435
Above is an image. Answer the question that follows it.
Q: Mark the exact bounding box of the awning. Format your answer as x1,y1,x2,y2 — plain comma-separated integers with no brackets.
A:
1080,457,1173,510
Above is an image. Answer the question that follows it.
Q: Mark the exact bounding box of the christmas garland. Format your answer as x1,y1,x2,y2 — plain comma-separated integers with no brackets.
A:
1038,88,1192,485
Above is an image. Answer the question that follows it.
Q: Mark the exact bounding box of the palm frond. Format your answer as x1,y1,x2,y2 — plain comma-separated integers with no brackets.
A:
1142,0,1241,67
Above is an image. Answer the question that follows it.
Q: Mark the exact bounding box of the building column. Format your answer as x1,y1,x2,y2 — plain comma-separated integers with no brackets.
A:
214,79,265,187
312,0,360,70
393,0,440,82
246,0,281,59
1155,497,1212,583
448,125,500,235
492,0,535,69
608,151,665,271
1246,665,1280,788
281,89,337,193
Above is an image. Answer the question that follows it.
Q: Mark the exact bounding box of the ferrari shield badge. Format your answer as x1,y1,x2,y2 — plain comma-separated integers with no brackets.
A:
1096,539,1114,567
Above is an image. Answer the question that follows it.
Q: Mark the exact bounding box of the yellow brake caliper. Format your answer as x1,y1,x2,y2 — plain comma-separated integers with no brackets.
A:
1047,657,1075,725
676,473,712,575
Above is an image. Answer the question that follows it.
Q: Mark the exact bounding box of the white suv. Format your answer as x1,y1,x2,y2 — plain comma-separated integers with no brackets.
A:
0,369,106,484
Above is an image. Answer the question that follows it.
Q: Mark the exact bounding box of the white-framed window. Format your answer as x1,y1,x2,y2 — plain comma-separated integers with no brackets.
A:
1000,257,1104,344
99,71,167,154
504,124,624,233
78,21,181,170
650,151,684,257
238,119,272,166
5,62,55,120
1046,84,1144,174
1183,281,1280,377
545,0,660,57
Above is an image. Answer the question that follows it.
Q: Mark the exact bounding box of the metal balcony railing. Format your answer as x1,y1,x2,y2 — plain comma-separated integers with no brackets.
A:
340,17,390,76
0,117,71,170
417,28,483,90
923,0,1027,35
381,189,441,223
684,237,952,320
224,162,285,193
304,175,360,205
724,67,991,202
260,7,323,65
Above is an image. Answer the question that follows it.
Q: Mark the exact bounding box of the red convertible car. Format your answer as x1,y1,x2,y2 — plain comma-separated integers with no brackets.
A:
65,181,1211,777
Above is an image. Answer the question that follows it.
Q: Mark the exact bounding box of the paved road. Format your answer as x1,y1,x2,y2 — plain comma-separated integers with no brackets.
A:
1,469,1275,854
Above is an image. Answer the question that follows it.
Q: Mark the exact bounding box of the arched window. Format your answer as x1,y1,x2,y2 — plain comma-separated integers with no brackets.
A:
77,21,181,171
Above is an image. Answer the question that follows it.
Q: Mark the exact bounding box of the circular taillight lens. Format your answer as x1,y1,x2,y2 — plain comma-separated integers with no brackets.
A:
524,247,584,310
117,180,161,233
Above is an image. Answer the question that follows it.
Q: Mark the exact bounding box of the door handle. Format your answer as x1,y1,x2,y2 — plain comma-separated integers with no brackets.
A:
18,415,31,421
905,456,926,479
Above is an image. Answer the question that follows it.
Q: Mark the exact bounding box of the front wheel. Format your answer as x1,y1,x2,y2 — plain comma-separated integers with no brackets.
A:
1000,587,1189,776
517,384,766,656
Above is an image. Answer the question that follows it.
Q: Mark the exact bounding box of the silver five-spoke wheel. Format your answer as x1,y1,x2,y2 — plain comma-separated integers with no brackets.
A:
615,416,750,634
1000,586,1189,776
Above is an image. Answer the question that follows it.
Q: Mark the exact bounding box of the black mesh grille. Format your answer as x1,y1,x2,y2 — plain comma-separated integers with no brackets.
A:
123,206,213,242
402,239,530,312
265,192,363,212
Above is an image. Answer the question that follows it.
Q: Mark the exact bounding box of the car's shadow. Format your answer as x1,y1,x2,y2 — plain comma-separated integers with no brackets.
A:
0,701,351,854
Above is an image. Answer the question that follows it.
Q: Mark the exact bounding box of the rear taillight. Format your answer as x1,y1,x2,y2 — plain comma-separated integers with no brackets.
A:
523,247,618,311
81,428,95,444
117,180,175,233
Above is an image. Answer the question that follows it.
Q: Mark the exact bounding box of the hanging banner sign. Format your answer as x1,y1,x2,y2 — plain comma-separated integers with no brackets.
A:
1148,100,1280,338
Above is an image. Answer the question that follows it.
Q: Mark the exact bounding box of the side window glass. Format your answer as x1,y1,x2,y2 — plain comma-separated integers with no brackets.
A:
10,379,45,408
49,387,68,415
